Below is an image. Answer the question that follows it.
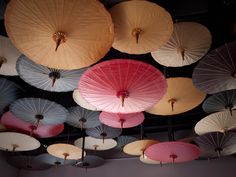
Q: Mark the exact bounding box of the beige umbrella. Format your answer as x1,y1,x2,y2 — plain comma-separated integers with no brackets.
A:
194,111,236,135
146,77,206,115
110,0,173,54
151,22,212,67
5,0,114,70
139,155,164,165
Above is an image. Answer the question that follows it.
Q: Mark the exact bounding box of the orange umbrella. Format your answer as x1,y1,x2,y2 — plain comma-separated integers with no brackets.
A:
146,77,206,115
5,0,114,70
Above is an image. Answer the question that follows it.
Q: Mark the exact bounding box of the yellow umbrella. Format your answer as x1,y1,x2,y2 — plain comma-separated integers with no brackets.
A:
5,0,114,70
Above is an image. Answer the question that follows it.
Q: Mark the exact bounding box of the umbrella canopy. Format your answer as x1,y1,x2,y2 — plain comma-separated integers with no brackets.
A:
0,35,21,75
0,0,6,20
139,155,164,165
78,59,167,113
116,135,137,149
194,110,236,135
145,141,201,163
1,112,64,138
66,106,101,130
0,132,40,152
74,136,117,151
194,132,236,158
110,0,173,54
74,155,105,168
5,0,114,70
146,77,206,115
47,143,84,160
192,41,236,94
99,112,144,129
202,89,236,116
151,22,212,67
16,55,88,92
10,98,68,127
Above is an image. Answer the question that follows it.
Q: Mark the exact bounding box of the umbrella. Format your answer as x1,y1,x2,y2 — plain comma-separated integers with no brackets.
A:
47,143,84,160
99,112,144,129
78,59,167,113
194,132,236,158
66,106,101,130
192,41,236,94
145,141,201,163
151,22,212,67
10,98,68,128
5,0,114,70
16,55,88,92
116,135,137,149
202,89,236,116
0,0,6,20
194,110,236,135
74,155,105,168
0,35,21,75
1,112,64,138
74,136,117,151
109,0,173,54
0,78,22,114
139,155,164,165
146,77,206,115
0,132,40,152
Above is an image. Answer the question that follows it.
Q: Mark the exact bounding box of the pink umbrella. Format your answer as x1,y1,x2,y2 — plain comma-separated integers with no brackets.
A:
145,141,201,163
99,112,144,129
1,112,64,138
78,59,167,113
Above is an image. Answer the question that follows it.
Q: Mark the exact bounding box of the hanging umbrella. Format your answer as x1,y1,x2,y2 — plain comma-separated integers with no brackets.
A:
194,132,236,158
47,143,84,160
66,106,101,130
151,22,212,67
99,112,144,129
109,0,173,54
116,135,137,149
10,98,68,128
5,0,114,70
139,154,164,165
202,89,236,116
0,78,22,114
78,59,167,113
74,155,105,168
145,141,201,163
146,77,206,115
194,110,236,135
0,132,40,152
16,55,88,92
1,112,64,138
74,136,117,151
0,0,6,20
0,35,21,75
192,41,236,94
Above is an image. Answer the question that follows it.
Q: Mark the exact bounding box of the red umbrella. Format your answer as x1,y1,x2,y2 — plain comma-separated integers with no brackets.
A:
145,142,201,163
1,112,64,138
78,59,167,113
99,112,144,129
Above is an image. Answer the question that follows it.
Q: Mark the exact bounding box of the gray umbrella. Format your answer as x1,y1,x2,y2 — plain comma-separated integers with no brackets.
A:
74,155,105,168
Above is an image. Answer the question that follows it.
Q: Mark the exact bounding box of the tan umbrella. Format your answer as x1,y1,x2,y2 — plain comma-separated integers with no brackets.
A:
151,22,212,67
146,77,206,115
194,111,236,135
5,0,114,70
110,0,173,54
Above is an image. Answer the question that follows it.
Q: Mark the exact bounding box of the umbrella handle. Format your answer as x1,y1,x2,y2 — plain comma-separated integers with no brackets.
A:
63,153,69,161
53,31,66,51
168,98,176,112
0,57,7,68
170,154,177,164
117,90,129,107
11,144,19,152
132,28,143,44
177,47,185,61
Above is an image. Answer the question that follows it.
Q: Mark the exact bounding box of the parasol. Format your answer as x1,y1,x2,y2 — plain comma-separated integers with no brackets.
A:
109,0,173,54
145,141,201,163
151,22,212,67
202,89,236,116
74,136,117,151
0,35,21,75
10,98,68,128
99,112,144,129
1,112,64,138
66,106,100,130
16,55,88,92
74,155,105,168
5,0,114,70
0,0,6,20
116,135,137,149
194,132,236,158
146,77,206,115
194,110,236,135
139,154,164,165
78,59,167,113
192,41,236,94
47,143,84,160
0,132,40,151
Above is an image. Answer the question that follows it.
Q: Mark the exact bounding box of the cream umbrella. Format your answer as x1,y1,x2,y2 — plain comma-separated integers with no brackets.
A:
5,0,114,70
